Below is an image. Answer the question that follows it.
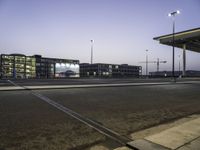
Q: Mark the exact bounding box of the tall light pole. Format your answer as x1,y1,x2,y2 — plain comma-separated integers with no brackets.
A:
168,10,180,78
146,49,148,76
90,40,94,64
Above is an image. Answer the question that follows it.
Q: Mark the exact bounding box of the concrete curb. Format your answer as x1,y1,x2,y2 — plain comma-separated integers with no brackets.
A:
0,82,174,91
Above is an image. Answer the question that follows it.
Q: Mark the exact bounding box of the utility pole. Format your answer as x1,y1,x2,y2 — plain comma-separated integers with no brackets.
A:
146,49,148,76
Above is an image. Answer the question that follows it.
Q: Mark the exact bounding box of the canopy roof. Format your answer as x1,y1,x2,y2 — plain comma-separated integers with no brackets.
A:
154,28,200,52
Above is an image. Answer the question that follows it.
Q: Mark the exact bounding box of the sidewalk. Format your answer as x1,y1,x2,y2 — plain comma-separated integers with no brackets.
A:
0,82,172,91
115,114,200,150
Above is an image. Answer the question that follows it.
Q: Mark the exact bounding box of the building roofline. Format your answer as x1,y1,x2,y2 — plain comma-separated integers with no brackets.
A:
80,63,141,67
42,57,79,62
153,27,200,40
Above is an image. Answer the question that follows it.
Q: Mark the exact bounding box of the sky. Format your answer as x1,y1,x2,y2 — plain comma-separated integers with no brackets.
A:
0,0,200,74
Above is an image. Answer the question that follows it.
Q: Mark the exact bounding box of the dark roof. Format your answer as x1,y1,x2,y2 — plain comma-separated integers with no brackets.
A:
43,57,79,63
153,28,200,52
10,53,26,56
154,27,200,40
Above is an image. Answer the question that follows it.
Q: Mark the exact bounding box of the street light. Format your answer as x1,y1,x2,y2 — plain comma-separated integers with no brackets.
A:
168,10,180,78
90,40,94,64
168,10,180,17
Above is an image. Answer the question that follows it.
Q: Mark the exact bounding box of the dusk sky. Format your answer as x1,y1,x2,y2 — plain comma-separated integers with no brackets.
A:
0,0,200,74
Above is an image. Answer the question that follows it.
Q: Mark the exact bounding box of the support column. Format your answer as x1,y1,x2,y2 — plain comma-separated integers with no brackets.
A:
183,44,186,76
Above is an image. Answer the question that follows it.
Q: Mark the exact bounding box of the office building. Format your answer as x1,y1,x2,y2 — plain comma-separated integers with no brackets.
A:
0,54,36,78
0,54,79,79
34,55,79,78
80,63,142,77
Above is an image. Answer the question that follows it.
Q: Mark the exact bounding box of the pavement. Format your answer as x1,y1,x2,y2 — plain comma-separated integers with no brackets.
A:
1,77,200,87
0,78,173,86
144,116,200,149
1,80,200,91
115,115,200,150
0,82,173,91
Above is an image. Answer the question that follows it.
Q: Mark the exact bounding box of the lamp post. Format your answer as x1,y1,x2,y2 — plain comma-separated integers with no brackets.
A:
146,49,148,76
168,10,180,78
90,40,94,64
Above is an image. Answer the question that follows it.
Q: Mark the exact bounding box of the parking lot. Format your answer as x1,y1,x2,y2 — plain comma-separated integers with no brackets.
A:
1,78,200,150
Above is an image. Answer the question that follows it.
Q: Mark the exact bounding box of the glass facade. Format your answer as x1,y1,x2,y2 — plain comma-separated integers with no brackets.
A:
1,55,14,78
0,54,36,78
0,54,79,79
25,57,36,78
14,55,26,78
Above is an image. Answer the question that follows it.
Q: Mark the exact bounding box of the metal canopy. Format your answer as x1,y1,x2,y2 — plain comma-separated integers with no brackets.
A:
154,28,200,52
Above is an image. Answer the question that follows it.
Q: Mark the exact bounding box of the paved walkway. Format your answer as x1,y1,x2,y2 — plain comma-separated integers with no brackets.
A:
1,80,200,91
126,115,200,150
0,82,172,91
145,117,200,149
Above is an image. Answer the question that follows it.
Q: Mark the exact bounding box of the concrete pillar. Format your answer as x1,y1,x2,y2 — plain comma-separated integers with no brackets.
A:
183,44,186,76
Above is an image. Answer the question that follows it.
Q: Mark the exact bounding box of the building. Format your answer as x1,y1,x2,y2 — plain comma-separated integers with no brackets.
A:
0,54,79,79
0,54,36,78
0,53,141,79
34,55,79,78
80,63,142,77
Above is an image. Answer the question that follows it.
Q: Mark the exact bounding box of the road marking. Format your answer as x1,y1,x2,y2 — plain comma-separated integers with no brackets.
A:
7,80,19,87
31,91,130,145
